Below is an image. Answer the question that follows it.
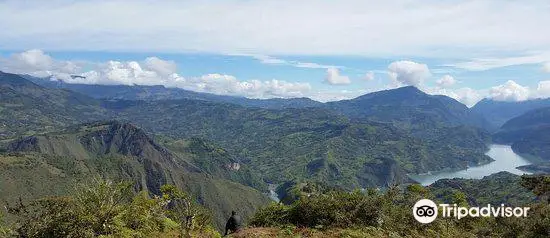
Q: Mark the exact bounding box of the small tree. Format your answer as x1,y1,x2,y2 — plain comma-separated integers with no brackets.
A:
160,185,213,237
119,191,169,235
72,178,134,235
5,196,87,237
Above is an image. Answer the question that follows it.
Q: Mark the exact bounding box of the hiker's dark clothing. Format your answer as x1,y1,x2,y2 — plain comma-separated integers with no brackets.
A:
224,214,242,235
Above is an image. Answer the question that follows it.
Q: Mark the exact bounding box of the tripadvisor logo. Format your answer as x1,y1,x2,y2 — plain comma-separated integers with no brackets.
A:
413,199,530,224
413,199,438,224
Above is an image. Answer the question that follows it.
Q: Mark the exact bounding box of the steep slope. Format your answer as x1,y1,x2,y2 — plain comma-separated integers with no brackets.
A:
0,121,270,229
25,75,322,109
0,71,108,139
493,106,550,160
326,86,492,131
472,98,550,129
104,99,492,189
429,172,535,206
161,137,267,190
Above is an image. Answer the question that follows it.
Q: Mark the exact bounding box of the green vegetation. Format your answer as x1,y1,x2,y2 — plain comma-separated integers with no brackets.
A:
2,174,549,237
2,73,495,192
428,172,535,206
161,137,266,191
326,86,492,131
6,72,550,237
518,162,550,174
494,106,550,161
4,178,221,237
472,98,550,130
0,121,269,231
106,99,492,189
0,72,109,139
246,175,550,238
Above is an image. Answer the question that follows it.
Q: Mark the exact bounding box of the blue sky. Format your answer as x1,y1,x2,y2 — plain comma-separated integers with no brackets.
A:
1,0,550,106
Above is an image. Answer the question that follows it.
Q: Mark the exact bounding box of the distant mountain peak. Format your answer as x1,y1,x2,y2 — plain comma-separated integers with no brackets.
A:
327,85,490,129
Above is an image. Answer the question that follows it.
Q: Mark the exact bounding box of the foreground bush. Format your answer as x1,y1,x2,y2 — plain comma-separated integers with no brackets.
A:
250,176,550,238
4,179,220,238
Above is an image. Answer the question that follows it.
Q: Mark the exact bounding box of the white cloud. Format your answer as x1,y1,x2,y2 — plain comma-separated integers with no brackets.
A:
250,55,287,65
488,80,530,102
12,49,54,70
447,53,550,71
453,88,485,107
143,57,177,76
0,49,81,77
295,62,337,69
364,71,375,81
426,87,484,107
1,1,550,58
388,61,431,87
0,50,312,99
426,80,550,107
543,62,550,73
185,74,311,98
532,80,550,98
436,75,456,88
246,54,340,69
325,68,351,85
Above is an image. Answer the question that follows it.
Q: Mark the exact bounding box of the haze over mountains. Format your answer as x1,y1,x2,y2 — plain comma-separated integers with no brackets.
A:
2,70,550,230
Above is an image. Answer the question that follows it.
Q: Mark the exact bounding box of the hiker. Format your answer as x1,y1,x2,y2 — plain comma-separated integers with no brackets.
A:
224,211,242,236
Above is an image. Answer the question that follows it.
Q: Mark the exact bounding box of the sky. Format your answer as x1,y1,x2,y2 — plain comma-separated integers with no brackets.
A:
1,0,550,107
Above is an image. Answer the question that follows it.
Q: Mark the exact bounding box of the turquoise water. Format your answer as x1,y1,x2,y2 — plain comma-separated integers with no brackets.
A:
409,144,532,186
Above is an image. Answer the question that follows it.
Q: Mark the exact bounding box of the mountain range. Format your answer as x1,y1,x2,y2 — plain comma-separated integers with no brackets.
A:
3,70,550,230
472,98,550,130
1,120,269,230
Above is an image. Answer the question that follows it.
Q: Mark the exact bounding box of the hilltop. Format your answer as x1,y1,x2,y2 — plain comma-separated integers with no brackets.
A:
0,121,269,230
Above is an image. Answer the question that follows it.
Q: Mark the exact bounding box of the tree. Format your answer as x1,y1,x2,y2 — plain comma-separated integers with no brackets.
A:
160,185,213,237
72,178,134,235
521,175,550,203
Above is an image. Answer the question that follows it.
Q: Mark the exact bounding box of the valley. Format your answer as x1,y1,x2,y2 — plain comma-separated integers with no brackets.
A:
1,71,550,237
409,144,533,186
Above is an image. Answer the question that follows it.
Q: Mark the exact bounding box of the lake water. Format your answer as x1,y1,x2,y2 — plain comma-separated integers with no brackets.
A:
408,144,533,186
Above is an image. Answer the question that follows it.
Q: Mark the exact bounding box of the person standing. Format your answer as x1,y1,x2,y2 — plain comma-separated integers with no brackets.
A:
224,211,242,236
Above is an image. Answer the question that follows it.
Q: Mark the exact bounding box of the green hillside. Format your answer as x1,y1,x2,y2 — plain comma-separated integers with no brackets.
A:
326,86,492,131
0,72,108,139
428,172,536,206
103,99,492,189
472,98,550,129
494,106,550,161
0,121,269,230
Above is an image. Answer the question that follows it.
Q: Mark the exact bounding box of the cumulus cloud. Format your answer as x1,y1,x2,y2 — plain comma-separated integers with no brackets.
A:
488,80,530,102
181,74,311,98
0,49,81,77
325,68,351,85
531,80,550,99
436,75,456,88
426,87,485,107
0,50,312,99
12,49,54,70
364,71,375,81
388,61,430,87
143,57,177,76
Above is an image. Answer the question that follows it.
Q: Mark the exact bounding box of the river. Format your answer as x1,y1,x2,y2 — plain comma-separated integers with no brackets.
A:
408,144,533,186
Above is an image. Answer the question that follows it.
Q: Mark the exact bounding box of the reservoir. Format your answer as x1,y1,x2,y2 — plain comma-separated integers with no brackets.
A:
409,144,532,186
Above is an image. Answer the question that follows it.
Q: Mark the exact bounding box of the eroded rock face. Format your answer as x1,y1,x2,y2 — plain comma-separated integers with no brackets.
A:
7,136,40,152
